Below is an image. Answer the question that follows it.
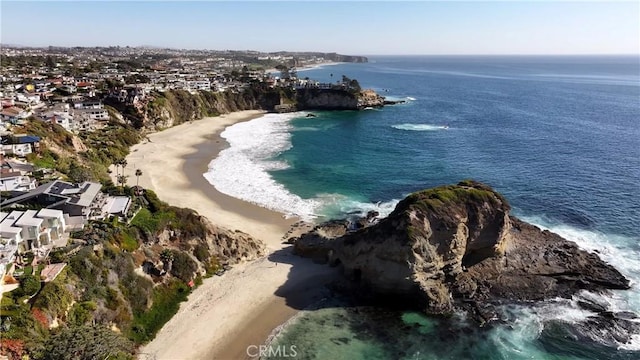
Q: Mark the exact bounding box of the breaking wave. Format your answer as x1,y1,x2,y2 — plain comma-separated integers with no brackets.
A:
392,123,450,131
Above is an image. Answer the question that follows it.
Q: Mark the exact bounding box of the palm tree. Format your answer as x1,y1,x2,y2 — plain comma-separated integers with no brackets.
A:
117,175,128,190
117,159,128,191
119,159,128,173
135,169,142,188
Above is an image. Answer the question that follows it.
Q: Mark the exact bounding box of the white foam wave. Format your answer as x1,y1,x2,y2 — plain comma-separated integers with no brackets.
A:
205,113,321,220
519,215,640,282
206,113,401,222
392,123,449,131
316,194,400,220
620,334,640,351
518,215,640,349
406,96,416,101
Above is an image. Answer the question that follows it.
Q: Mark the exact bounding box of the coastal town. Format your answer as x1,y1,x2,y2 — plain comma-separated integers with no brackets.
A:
0,46,367,359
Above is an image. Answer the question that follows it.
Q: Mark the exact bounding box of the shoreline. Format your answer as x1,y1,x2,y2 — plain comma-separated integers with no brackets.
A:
118,111,338,360
265,61,341,75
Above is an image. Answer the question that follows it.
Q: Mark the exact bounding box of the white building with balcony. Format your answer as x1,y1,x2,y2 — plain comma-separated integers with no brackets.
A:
0,171,36,192
72,108,109,121
13,210,51,250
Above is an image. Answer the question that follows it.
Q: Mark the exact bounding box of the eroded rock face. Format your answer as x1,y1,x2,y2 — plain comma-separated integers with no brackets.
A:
205,223,266,264
294,181,630,322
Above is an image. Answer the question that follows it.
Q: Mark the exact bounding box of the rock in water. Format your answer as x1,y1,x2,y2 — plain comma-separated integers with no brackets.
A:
294,180,630,323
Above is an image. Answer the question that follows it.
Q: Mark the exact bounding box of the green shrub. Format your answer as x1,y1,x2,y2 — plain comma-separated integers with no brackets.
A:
127,279,190,344
204,256,221,276
119,272,152,315
193,243,210,262
33,280,73,318
167,207,208,239
169,250,197,282
143,190,165,213
113,228,139,252
68,301,97,326
16,274,41,298
104,287,121,311
41,323,133,360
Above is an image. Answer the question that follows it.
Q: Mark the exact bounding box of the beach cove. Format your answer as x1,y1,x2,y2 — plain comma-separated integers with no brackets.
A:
115,110,338,360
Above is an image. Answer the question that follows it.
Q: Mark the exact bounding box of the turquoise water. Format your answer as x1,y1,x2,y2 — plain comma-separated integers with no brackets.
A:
206,56,640,359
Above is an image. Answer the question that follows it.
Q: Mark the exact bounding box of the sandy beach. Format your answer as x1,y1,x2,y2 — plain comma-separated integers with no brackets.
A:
116,111,338,359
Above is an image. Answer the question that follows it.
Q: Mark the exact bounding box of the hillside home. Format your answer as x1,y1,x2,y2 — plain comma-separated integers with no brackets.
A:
71,113,98,132
0,212,23,273
187,80,211,91
0,170,36,192
13,210,51,249
0,180,104,219
101,196,131,219
15,92,41,106
0,135,40,157
1,106,29,124
73,100,103,110
35,209,67,241
40,112,73,132
72,107,109,121
0,208,68,273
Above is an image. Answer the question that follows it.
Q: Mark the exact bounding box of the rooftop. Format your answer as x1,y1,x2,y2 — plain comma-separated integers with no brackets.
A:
103,196,130,215
14,209,43,227
37,208,63,219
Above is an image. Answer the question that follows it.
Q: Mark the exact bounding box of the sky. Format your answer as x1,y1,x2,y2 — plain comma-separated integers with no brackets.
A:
1,1,639,55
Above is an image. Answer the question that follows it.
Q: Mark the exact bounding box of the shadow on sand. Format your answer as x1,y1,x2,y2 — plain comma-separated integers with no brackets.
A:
267,245,342,311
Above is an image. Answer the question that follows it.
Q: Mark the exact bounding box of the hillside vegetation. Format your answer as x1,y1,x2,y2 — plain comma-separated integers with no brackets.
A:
2,91,270,359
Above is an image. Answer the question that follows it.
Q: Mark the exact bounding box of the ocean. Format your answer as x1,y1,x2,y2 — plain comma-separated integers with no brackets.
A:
206,56,640,359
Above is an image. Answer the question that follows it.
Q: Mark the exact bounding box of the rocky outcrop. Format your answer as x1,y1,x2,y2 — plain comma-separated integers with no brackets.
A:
293,180,630,323
205,221,266,265
153,214,266,266
296,88,385,110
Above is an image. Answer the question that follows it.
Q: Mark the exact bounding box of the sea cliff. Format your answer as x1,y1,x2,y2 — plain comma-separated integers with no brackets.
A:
116,86,387,131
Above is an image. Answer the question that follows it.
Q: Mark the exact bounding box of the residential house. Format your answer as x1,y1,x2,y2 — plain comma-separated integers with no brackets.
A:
15,93,41,106
1,180,105,219
0,135,40,157
101,196,131,219
1,158,35,176
187,80,211,91
35,209,67,241
0,170,36,192
40,111,73,132
73,100,103,110
1,106,29,124
0,208,68,275
13,210,51,249
71,112,98,132
1,97,15,108
72,107,109,121
0,212,23,273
